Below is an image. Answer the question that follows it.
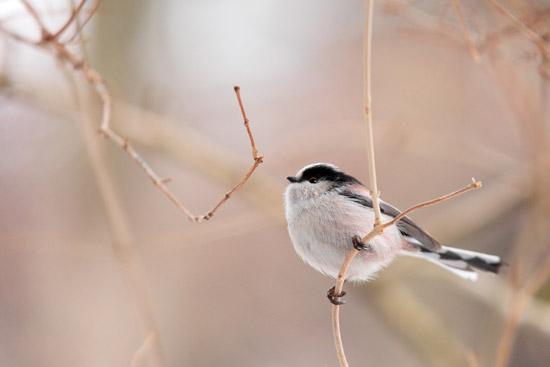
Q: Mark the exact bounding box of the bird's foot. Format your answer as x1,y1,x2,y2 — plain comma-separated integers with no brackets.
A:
352,235,372,251
327,286,346,305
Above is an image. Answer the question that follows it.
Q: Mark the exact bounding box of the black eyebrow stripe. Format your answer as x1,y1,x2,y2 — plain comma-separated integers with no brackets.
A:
300,166,363,185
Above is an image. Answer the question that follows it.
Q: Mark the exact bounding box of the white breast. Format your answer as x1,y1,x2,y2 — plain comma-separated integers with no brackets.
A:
285,187,403,281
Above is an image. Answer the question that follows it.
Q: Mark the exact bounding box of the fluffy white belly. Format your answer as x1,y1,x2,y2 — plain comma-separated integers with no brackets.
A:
286,194,403,281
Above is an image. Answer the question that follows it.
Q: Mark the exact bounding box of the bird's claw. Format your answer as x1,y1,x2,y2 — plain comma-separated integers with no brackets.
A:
352,235,372,251
327,286,346,305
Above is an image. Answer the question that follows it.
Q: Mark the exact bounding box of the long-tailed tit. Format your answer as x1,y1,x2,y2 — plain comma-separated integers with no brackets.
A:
284,163,504,304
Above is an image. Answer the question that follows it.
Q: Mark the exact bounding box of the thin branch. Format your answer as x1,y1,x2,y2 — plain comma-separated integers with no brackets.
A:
235,86,259,159
50,0,87,40
130,332,157,367
333,1,380,364
67,0,102,42
386,177,482,227
364,0,382,228
194,87,264,221
3,1,263,222
20,0,49,38
331,178,482,367
450,0,481,63
487,0,548,52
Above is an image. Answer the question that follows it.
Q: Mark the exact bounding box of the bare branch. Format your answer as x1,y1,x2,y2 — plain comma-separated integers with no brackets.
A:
364,0,382,228
450,0,481,63
487,0,548,52
332,1,379,364
385,178,482,228
3,1,264,222
67,0,102,42
130,332,157,367
20,0,49,38
197,87,264,221
50,0,88,40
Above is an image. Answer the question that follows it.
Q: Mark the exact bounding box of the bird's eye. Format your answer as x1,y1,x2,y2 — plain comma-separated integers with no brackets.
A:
308,177,318,184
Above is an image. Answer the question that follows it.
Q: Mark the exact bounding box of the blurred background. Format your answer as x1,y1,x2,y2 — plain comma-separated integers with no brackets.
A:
1,0,549,366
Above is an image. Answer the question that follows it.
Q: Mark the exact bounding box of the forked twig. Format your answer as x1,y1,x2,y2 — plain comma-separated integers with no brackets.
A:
198,87,264,221
332,178,483,367
50,0,88,40
1,0,263,223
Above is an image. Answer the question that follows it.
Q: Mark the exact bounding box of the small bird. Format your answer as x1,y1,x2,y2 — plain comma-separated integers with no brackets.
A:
284,163,504,303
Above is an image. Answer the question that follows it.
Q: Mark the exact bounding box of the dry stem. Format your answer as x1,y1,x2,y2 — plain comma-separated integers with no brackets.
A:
450,0,481,63
197,87,264,221
0,0,263,222
487,0,547,51
364,0,383,228
333,2,379,364
130,332,157,367
332,179,482,367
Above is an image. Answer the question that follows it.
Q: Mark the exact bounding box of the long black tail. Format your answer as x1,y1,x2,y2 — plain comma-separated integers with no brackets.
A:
402,245,505,281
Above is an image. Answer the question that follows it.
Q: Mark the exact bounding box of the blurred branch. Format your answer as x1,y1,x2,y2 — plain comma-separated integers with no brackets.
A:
368,282,472,366
50,0,88,40
131,332,157,367
487,0,548,52
73,72,167,367
450,0,481,62
384,3,550,366
495,254,550,367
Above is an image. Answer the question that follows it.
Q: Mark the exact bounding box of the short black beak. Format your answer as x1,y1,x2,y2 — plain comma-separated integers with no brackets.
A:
287,176,298,183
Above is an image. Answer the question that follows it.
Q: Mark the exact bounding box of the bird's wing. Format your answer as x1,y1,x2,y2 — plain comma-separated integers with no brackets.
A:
339,188,442,251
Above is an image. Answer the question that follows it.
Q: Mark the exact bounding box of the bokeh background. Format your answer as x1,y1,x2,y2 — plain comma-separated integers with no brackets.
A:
1,0,549,366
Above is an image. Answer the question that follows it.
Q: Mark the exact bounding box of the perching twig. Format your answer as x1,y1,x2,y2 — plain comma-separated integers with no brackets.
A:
450,0,481,63
333,1,483,365
0,0,263,222
331,178,482,367
363,0,383,228
332,1,381,365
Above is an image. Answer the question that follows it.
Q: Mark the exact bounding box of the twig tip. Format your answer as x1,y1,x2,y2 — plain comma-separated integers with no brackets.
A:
471,177,482,188
234,86,240,92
